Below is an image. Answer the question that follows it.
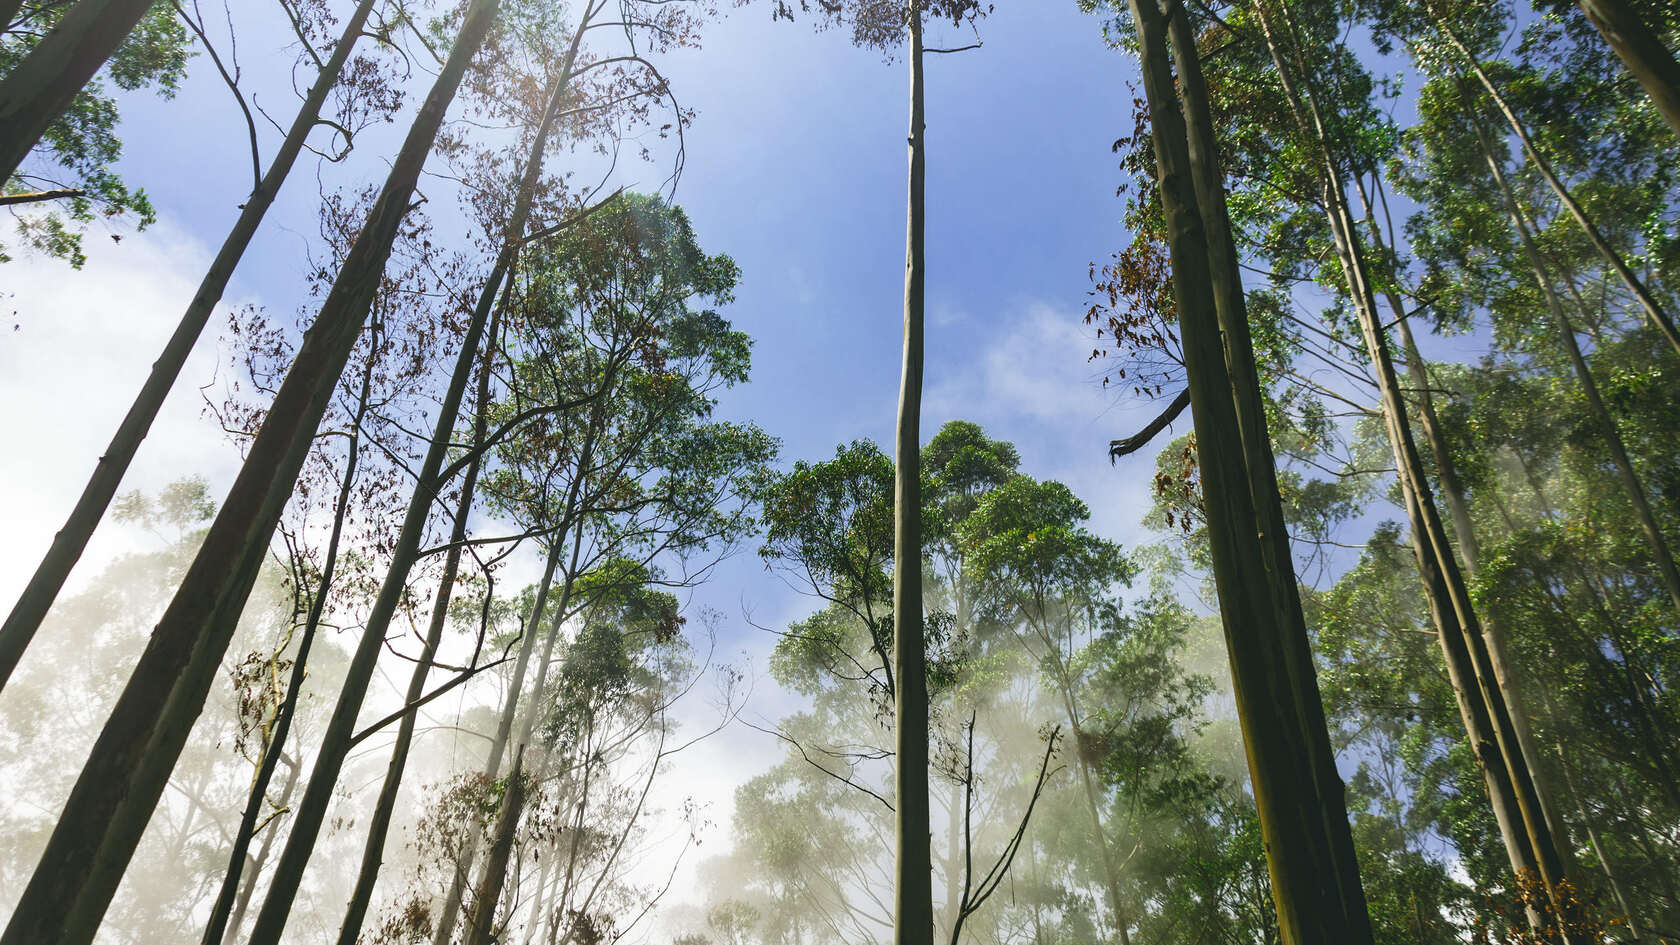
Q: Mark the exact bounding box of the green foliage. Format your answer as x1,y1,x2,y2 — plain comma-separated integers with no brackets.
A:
2,0,191,266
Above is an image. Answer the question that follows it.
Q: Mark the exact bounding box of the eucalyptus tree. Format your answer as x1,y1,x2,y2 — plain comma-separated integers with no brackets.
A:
425,193,774,944
0,4,505,941
0,0,179,189
760,2,990,937
1572,0,1680,138
1095,1,1377,939
0,0,400,693
0,480,299,942
198,187,437,945
1418,0,1680,359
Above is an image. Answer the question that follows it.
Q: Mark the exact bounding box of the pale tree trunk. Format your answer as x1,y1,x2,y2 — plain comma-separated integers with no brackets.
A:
1037,630,1132,945
1252,3,1585,933
1351,175,1575,872
462,527,588,945
1577,0,1680,140
893,7,933,945
1429,6,1680,360
1467,109,1680,615
0,5,501,942
202,321,381,945
335,299,504,945
1128,3,1374,941
0,0,154,183
0,0,380,695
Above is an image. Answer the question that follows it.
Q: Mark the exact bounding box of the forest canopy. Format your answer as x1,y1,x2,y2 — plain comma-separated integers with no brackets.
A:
1,0,1679,944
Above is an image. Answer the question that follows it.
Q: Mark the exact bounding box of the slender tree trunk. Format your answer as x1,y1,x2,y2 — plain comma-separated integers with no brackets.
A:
1066,708,1133,945
335,300,504,945
432,542,564,945
893,8,933,945
1128,4,1374,941
1168,14,1374,936
466,748,530,945
1253,4,1586,933
201,325,380,945
1351,175,1576,872
1467,109,1680,615
463,525,588,945
0,9,500,940
1576,0,1680,140
1428,7,1680,359
0,0,379,695
242,219,509,945
0,0,154,183
1540,682,1644,942
330,36,591,931
437,360,612,944
226,751,301,943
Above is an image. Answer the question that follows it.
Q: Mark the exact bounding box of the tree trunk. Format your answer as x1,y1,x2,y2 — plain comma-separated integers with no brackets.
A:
1252,3,1586,933
1168,14,1375,936
465,749,530,945
0,0,154,184
335,299,504,945
201,324,380,945
1128,3,1374,941
225,751,301,943
463,525,588,945
0,5,501,941
1467,108,1680,615
1429,6,1680,359
243,204,511,945
893,8,933,945
1351,175,1576,874
432,542,564,945
1577,0,1680,140
0,0,379,695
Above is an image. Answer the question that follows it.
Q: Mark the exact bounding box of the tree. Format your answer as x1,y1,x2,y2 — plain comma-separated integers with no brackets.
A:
0,3,503,940
1108,1,1376,940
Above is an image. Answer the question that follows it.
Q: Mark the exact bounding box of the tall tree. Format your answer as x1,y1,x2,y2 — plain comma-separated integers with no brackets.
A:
0,0,162,185
1115,1,1376,940
0,3,502,941
0,0,387,694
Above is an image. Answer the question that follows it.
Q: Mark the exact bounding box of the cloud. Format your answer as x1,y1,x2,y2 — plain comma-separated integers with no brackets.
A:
0,219,247,604
925,299,1169,549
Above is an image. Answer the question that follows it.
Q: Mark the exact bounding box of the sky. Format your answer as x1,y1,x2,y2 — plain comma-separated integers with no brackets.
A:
0,0,1247,926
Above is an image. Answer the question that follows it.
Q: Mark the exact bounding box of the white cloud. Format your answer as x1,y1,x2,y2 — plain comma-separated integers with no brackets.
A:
925,299,1170,549
0,220,247,604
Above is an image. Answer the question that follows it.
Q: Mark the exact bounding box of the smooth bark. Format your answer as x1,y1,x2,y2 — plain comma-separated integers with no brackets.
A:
1352,176,1575,870
1577,0,1680,140
201,327,379,945
244,242,514,945
1128,3,1374,940
0,0,380,694
892,9,933,945
0,5,501,941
